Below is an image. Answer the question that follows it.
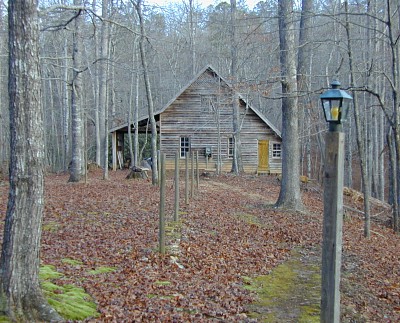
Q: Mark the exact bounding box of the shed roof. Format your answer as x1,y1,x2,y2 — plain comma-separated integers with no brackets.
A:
109,65,281,138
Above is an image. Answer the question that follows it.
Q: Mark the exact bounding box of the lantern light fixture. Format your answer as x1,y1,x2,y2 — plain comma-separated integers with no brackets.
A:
320,81,353,131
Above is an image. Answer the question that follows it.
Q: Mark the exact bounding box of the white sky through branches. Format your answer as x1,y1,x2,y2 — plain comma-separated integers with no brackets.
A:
144,0,259,10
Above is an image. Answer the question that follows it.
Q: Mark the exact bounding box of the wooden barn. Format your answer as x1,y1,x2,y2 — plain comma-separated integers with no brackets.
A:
109,65,282,174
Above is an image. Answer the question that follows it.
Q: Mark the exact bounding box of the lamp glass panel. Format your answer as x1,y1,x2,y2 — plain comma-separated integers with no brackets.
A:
330,99,341,121
322,99,343,122
340,99,351,121
322,100,331,121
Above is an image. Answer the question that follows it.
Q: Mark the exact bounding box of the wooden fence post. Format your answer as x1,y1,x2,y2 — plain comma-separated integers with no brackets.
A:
174,151,179,221
191,151,194,198
157,150,161,186
185,153,189,205
196,151,199,190
159,153,166,254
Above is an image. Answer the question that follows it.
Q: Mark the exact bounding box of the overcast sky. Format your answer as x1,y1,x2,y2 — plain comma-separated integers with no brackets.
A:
144,0,259,10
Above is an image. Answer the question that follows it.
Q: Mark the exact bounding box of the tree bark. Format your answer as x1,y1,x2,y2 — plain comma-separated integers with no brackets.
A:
387,129,398,231
128,35,139,168
99,0,109,177
297,0,313,180
386,0,400,233
62,38,70,172
135,0,158,185
275,0,303,210
189,0,196,76
68,1,84,183
0,0,61,320
344,0,371,237
230,0,243,174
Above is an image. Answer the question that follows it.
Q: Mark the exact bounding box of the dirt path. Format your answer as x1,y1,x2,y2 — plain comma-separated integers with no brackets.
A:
202,178,278,204
202,178,321,322
245,248,321,322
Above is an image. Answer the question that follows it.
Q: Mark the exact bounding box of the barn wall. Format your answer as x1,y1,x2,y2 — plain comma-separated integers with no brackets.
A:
159,70,282,174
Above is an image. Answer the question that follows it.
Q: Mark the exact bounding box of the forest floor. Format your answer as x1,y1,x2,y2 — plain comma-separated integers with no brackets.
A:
0,169,399,322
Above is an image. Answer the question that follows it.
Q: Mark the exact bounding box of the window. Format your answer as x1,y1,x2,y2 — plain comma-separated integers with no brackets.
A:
180,137,190,158
272,143,282,158
228,137,234,158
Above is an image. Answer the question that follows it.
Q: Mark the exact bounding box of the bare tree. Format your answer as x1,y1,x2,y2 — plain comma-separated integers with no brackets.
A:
133,0,158,185
230,0,243,174
275,0,303,210
0,0,62,320
297,0,313,180
344,1,372,237
99,0,109,179
68,1,85,182
386,0,400,232
96,0,108,179
189,0,196,76
128,35,140,167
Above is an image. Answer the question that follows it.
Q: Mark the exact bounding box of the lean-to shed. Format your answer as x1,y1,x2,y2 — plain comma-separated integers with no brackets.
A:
109,65,282,174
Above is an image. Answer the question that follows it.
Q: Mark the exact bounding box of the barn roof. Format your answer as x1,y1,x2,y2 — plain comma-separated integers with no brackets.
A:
109,65,281,138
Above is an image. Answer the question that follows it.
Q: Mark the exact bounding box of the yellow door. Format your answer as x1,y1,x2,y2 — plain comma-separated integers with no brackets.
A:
258,140,269,172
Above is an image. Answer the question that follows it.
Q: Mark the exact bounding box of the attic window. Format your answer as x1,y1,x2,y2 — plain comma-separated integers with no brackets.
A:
272,143,282,158
201,94,217,112
180,137,190,158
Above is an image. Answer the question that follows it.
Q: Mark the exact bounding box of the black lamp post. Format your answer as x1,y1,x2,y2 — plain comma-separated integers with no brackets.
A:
320,80,353,132
320,81,352,323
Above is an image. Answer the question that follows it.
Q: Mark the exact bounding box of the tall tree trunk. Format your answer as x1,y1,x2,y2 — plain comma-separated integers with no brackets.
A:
135,0,158,185
387,129,398,231
128,36,140,168
387,0,400,233
297,0,313,179
275,0,303,210
97,0,108,170
93,0,101,167
68,2,84,182
134,49,140,166
0,2,8,168
0,0,61,320
99,0,109,179
344,0,371,237
189,0,196,76
63,38,70,172
230,0,243,174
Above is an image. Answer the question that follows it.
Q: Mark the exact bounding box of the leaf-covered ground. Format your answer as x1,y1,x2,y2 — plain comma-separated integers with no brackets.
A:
0,170,399,322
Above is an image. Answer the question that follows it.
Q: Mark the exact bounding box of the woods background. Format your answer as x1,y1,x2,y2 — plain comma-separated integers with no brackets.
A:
0,0,398,211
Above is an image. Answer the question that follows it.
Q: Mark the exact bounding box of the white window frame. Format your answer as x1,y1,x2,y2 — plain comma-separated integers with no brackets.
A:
180,137,190,158
228,137,234,159
272,142,282,159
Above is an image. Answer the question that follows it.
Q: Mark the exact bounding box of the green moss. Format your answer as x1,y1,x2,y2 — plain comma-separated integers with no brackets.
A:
244,249,321,322
40,265,99,320
299,305,320,322
87,266,116,275
0,316,10,322
41,281,62,293
39,265,63,280
42,222,59,232
250,261,297,308
61,258,83,266
154,280,171,286
45,284,98,320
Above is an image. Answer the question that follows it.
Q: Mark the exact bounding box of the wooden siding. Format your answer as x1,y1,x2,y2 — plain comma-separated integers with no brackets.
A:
159,69,282,174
